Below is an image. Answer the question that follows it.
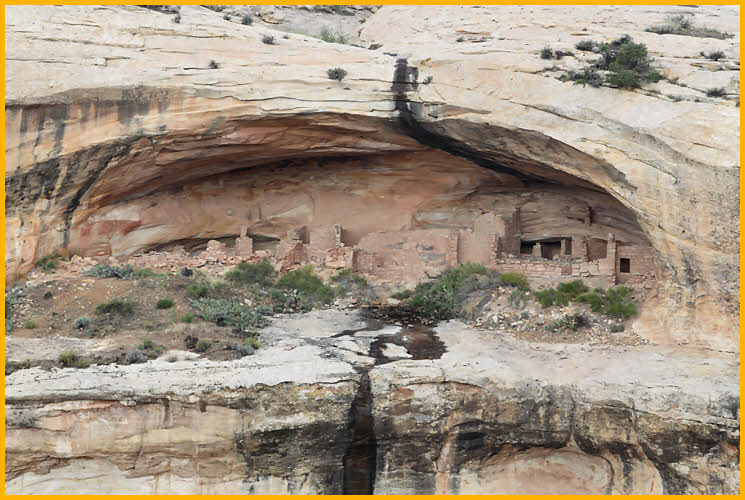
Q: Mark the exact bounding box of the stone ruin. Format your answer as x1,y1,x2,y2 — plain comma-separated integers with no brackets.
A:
75,204,657,289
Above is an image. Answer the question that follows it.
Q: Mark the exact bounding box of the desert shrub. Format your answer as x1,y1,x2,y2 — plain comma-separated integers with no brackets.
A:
603,39,660,88
408,263,488,320
610,323,626,333
701,50,726,61
34,252,60,272
246,337,262,349
262,35,276,45
190,297,270,332
140,339,154,350
181,312,195,323
277,266,335,304
706,87,726,97
74,316,92,329
391,289,413,300
208,60,219,69
269,288,313,313
327,67,348,81
59,351,90,369
319,26,349,44
5,286,24,332
223,13,230,20
133,268,157,278
195,339,211,352
423,76,433,84
187,283,211,298
567,68,604,87
156,298,174,309
226,258,276,287
556,280,589,299
331,268,368,287
547,312,588,332
235,343,255,356
540,46,553,59
578,291,605,312
500,272,529,289
22,320,37,329
256,304,273,316
241,14,252,25
575,39,596,51
124,350,147,365
646,14,731,39
95,298,135,317
85,264,155,279
555,50,574,59
508,289,527,310
604,286,637,317
173,13,181,23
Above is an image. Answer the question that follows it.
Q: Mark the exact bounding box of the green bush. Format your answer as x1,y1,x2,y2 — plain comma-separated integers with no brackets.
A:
85,263,134,279
319,26,349,44
34,251,62,272
262,35,276,45
508,290,527,310
701,50,726,61
140,339,154,350
226,258,276,286
133,268,157,278
409,263,488,320
327,67,348,81
500,272,529,289
391,289,413,300
181,312,195,323
331,268,368,287
568,68,603,87
195,339,211,352
547,312,587,332
124,350,147,365
95,298,134,317
156,298,174,309
74,316,91,329
269,288,313,313
208,60,219,69
277,266,335,304
646,14,731,39
578,292,605,312
246,337,262,349
610,323,626,333
706,87,726,97
22,320,37,329
575,39,596,51
59,351,90,369
557,280,589,299
190,298,270,332
540,46,553,59
187,283,210,298
241,14,252,25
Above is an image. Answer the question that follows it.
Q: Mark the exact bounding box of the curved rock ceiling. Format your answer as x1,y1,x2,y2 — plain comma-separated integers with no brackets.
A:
4,5,739,350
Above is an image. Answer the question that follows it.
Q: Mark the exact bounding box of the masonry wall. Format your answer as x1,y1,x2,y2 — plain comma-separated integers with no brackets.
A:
616,244,657,284
355,229,458,283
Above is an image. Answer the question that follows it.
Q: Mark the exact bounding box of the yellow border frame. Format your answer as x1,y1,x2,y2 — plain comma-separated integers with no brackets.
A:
1,1,741,498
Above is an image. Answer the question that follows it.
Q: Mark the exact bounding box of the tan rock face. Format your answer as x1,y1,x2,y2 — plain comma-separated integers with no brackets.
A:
4,5,739,350
5,315,738,494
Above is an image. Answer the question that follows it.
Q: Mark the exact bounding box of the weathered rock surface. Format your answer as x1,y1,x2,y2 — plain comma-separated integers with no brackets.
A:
4,5,739,350
370,321,739,494
5,312,738,494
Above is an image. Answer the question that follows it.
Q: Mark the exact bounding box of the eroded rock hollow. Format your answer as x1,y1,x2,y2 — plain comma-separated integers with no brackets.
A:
4,4,740,495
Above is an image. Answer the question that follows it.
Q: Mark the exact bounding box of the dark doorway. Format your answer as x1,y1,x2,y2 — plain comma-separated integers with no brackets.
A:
619,258,631,273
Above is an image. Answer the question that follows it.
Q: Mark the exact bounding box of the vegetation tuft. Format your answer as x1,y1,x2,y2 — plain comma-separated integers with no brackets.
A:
646,14,732,39
190,297,270,333
225,258,276,286
95,298,135,317
327,67,348,81
277,266,335,304
59,351,90,369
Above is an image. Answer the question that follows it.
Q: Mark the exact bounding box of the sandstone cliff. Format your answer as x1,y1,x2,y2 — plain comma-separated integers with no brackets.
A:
4,6,739,351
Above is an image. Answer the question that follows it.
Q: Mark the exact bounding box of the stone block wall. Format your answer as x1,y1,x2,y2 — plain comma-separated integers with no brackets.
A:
355,229,458,282
616,244,657,284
